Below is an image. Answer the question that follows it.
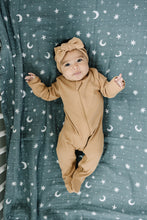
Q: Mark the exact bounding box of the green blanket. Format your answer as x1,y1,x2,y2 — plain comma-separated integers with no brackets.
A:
0,0,147,219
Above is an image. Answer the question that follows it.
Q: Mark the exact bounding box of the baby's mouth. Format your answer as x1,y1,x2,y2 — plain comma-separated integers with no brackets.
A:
73,72,81,75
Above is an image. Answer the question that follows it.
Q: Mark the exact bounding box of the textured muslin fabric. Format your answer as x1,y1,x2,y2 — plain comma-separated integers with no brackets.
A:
0,0,147,219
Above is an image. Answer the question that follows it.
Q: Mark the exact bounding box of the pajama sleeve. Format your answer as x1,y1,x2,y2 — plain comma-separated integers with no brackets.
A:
27,76,60,101
96,71,125,98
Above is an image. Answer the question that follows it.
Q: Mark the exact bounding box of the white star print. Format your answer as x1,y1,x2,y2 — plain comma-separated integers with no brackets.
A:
76,31,81,36
134,4,139,10
131,40,136,46
54,8,59,14
37,17,42,22
114,14,119,20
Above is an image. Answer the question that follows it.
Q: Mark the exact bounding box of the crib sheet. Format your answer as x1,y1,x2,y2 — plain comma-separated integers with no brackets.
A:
0,0,147,219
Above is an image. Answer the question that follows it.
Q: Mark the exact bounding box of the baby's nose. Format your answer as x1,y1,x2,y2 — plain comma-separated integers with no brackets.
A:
73,63,79,70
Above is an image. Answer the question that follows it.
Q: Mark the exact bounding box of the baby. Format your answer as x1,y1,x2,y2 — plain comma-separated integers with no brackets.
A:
25,37,125,193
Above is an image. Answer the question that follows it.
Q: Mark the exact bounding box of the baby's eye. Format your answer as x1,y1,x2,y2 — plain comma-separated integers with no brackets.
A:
65,63,70,67
77,58,83,63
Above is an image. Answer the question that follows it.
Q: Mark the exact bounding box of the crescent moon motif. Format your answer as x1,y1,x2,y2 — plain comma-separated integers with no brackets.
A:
93,11,99,19
21,161,27,170
13,128,17,133
27,42,33,49
115,51,122,57
21,90,26,98
55,191,61,198
128,199,135,206
107,125,113,132
44,52,51,59
135,125,142,132
99,195,106,202
99,39,107,47
41,126,47,133
16,14,23,22
85,181,92,189
26,116,33,123
6,199,12,205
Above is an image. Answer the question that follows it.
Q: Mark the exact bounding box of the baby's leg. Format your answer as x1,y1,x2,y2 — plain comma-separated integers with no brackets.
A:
71,129,104,193
56,137,76,193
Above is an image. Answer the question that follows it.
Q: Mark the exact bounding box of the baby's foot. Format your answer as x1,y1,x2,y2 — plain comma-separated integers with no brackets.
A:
65,183,74,193
71,178,82,193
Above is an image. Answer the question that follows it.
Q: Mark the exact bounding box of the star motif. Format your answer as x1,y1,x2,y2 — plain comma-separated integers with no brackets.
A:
114,187,119,192
15,109,20,114
76,31,81,36
135,182,140,188
86,33,91,38
114,14,119,20
120,145,125,149
112,205,117,210
40,203,44,208
40,70,45,75
37,17,42,22
68,14,73,19
54,8,59,14
41,186,46,191
41,35,47,40
12,182,17,186
134,4,139,10
128,58,133,63
44,155,48,160
140,108,146,113
42,110,46,115
118,115,123,121
101,179,106,184
105,109,109,113
112,154,117,160
131,40,136,46
92,50,97,55
9,79,13,84
125,164,130,169
116,34,121,40
22,53,26,58
21,126,25,131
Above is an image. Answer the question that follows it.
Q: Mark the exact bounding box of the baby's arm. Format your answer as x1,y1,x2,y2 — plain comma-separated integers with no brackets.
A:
25,73,60,101
97,71,125,98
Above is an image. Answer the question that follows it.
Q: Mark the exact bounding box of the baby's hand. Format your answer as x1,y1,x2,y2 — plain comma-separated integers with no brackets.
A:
25,73,36,82
114,73,125,88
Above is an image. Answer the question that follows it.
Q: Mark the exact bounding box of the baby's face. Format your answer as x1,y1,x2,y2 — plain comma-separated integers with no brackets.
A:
60,49,89,81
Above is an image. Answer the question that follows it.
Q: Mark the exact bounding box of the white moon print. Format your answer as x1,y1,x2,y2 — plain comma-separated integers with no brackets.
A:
135,125,142,132
93,11,99,19
6,199,12,205
99,195,106,202
27,42,33,49
55,191,61,197
41,126,47,132
16,14,23,22
21,162,27,170
44,52,51,59
115,51,122,57
107,125,113,132
26,116,33,123
21,90,26,98
99,40,107,47
85,181,92,188
128,199,135,206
